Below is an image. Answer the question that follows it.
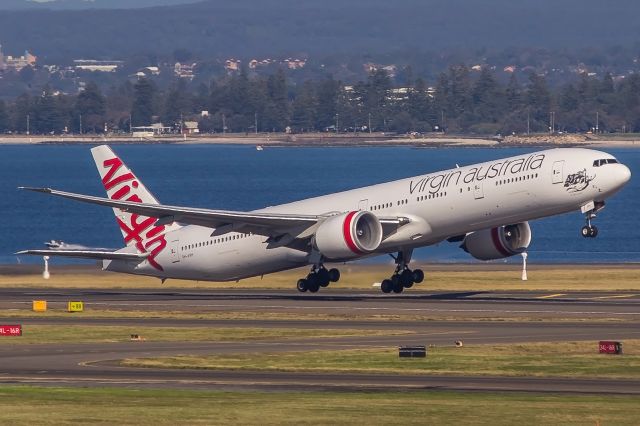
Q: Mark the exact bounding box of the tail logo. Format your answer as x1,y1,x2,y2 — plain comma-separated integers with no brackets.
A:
102,157,166,271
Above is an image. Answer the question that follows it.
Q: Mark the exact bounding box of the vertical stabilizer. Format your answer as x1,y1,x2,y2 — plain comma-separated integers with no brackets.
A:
91,145,180,271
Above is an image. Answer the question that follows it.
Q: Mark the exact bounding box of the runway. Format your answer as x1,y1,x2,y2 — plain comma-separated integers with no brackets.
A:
1,289,639,394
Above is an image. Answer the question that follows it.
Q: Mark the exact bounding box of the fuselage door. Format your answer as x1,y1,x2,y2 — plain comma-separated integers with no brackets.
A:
474,182,484,199
358,199,369,211
169,237,180,263
552,160,565,184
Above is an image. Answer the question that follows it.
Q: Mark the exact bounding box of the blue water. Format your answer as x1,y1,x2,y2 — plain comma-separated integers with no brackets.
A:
1,144,638,265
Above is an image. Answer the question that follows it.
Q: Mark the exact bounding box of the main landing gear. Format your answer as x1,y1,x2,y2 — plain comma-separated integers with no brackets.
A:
296,265,340,293
380,250,424,294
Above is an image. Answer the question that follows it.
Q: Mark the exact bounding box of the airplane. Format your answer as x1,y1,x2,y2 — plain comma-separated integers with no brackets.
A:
18,145,631,294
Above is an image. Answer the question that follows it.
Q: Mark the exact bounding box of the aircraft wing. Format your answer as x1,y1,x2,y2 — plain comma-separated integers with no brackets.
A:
20,187,406,238
15,249,148,261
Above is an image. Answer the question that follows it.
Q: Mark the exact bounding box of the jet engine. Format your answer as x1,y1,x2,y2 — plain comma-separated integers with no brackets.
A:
461,222,532,261
314,211,383,259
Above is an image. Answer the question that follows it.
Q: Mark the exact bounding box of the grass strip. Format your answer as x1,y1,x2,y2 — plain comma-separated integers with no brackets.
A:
0,325,410,345
122,340,640,379
0,386,638,425
1,267,640,290
1,308,633,323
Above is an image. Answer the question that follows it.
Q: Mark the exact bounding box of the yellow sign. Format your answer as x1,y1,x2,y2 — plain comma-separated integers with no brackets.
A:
32,300,47,312
68,301,84,313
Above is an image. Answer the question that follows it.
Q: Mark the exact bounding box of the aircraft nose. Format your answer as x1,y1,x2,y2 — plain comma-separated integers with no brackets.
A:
618,164,632,186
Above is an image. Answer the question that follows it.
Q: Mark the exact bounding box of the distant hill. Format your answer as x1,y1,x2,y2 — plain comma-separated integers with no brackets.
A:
0,0,202,10
1,0,640,62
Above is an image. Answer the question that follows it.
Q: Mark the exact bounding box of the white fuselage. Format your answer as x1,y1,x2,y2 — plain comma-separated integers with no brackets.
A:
104,148,630,281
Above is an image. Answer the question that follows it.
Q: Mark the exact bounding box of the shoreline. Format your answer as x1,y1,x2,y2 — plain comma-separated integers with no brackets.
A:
1,133,639,149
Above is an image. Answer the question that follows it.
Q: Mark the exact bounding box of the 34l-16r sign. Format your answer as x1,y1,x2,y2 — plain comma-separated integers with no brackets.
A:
0,325,22,336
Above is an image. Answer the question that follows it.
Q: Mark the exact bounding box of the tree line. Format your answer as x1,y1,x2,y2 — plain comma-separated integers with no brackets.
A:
1,66,639,136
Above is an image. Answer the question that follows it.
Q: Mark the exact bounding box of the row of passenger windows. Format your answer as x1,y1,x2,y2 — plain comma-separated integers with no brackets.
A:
182,232,253,251
416,192,447,202
495,173,539,186
371,203,392,211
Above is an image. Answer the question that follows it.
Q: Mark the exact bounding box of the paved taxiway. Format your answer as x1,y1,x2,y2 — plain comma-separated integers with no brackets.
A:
1,289,639,394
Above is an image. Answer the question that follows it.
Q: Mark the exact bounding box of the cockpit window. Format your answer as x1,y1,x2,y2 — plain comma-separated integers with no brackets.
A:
593,158,619,167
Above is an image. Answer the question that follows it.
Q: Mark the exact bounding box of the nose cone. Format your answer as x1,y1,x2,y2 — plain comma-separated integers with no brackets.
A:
618,164,632,187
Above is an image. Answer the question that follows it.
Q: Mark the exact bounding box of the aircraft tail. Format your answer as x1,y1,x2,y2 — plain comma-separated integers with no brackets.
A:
90,145,179,271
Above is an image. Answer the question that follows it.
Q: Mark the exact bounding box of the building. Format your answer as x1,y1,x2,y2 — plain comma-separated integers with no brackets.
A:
224,58,241,72
282,58,306,70
183,121,199,135
0,44,37,72
174,62,196,79
74,60,123,72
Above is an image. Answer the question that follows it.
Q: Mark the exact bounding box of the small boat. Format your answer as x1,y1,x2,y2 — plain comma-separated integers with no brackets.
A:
256,145,264,151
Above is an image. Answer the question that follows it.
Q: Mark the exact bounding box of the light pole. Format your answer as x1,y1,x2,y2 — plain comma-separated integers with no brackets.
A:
79,114,82,135
335,113,339,134
26,113,30,135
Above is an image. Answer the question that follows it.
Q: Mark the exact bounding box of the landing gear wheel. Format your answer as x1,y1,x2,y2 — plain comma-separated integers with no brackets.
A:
307,279,320,293
391,274,400,287
381,279,393,294
328,268,341,283
412,269,424,284
392,282,404,294
296,279,308,293
316,268,330,287
400,269,414,288
582,225,598,238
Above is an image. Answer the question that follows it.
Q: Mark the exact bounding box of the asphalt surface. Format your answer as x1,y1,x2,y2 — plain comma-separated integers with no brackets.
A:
1,288,639,394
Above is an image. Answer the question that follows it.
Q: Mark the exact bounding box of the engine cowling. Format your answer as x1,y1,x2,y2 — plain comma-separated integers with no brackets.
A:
314,211,383,260
461,222,532,261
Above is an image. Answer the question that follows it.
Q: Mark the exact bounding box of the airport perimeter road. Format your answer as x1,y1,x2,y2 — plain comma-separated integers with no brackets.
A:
0,289,639,394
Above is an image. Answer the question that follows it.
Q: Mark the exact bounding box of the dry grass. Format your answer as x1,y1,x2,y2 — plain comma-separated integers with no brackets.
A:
122,340,640,379
0,324,410,345
1,264,640,291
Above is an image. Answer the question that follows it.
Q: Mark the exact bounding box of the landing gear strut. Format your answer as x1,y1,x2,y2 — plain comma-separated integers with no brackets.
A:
296,265,340,293
381,250,424,294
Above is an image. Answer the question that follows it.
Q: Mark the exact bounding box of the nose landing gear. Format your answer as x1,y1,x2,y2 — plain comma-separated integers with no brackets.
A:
581,212,598,238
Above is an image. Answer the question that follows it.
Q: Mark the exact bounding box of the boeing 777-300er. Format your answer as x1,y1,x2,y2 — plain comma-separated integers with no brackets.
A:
18,145,631,294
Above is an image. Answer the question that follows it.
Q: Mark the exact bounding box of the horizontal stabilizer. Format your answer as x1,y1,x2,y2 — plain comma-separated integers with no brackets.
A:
16,249,148,261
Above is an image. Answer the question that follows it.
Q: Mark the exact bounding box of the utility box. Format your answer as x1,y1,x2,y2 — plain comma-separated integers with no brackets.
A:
32,300,47,312
67,301,84,313
599,341,623,354
399,346,426,358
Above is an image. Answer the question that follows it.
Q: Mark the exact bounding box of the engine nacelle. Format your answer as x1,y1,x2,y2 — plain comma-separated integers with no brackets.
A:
461,222,532,261
314,211,383,260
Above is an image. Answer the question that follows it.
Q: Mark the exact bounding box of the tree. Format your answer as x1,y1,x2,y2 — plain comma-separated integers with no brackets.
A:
75,82,106,133
315,77,339,130
131,78,156,126
471,68,503,125
263,69,289,132
0,100,8,133
33,86,66,134
162,80,192,127
505,73,521,111
11,94,32,133
364,69,392,131
290,80,317,132
526,73,552,130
